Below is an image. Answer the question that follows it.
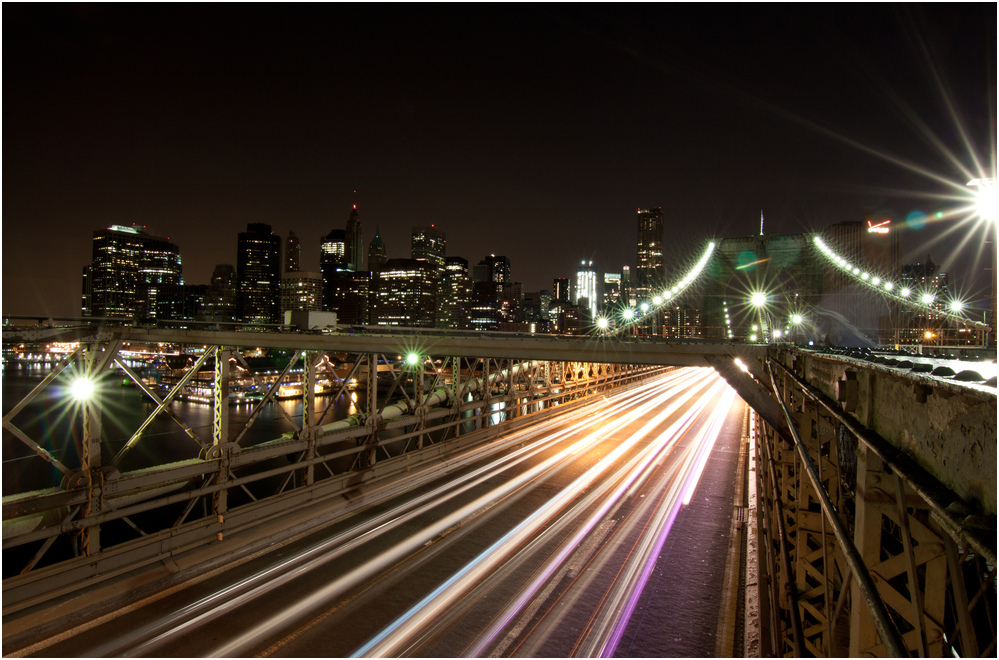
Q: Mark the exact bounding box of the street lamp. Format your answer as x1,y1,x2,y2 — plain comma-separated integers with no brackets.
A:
968,177,997,221
69,377,96,401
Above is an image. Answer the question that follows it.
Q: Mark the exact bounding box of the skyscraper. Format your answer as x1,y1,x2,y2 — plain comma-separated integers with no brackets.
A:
321,228,349,310
203,264,237,323
412,225,447,325
237,223,281,324
280,270,323,315
370,258,437,327
636,207,664,303
346,205,365,272
441,257,471,329
552,277,570,303
368,227,388,271
285,231,301,273
85,224,181,320
575,261,598,320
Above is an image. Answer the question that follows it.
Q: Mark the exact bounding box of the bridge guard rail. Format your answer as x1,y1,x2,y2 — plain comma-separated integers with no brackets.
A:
2,335,672,617
750,355,996,658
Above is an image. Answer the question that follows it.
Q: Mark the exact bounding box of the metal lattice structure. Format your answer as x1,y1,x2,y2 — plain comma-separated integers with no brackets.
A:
3,328,670,611
749,354,996,657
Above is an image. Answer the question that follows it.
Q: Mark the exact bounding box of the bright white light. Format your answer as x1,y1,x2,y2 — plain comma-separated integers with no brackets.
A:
70,377,95,401
791,314,803,324
900,288,911,297
885,282,894,291
950,300,965,312
406,353,420,366
773,329,782,339
861,272,870,280
640,303,650,313
653,296,663,305
597,317,609,329
921,293,934,305
623,309,635,320
969,178,997,221
750,292,766,307
750,334,758,342
872,277,881,285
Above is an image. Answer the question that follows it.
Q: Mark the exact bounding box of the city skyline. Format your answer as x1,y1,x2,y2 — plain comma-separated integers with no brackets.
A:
4,4,995,318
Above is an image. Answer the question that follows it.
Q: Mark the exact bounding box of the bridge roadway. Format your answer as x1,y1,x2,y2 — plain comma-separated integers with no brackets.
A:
8,368,748,657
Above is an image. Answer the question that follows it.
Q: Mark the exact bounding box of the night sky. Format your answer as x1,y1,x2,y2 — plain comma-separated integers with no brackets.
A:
4,4,995,318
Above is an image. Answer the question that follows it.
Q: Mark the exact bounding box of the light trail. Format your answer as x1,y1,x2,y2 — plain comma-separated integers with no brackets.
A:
470,374,729,658
597,384,738,657
85,370,696,657
209,370,704,657
353,370,722,657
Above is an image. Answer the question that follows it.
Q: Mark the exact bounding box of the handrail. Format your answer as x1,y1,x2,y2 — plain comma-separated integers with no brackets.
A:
765,360,910,658
770,358,996,566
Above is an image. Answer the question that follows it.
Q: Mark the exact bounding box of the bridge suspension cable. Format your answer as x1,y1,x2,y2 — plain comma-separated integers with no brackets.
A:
812,234,988,328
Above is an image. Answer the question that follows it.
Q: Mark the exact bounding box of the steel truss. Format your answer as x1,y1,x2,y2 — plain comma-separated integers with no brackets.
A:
751,358,996,657
2,335,666,611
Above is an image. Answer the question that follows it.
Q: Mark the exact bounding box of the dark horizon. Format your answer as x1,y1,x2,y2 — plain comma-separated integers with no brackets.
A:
4,4,995,318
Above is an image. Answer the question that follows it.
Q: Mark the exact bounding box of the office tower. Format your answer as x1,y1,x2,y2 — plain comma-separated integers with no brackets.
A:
412,225,447,325
326,271,371,325
622,265,633,306
603,272,622,308
81,266,91,317
370,258,437,327
202,264,237,323
85,224,181,320
552,277,570,303
156,284,208,323
136,233,183,321
346,204,365,272
575,261,598,320
411,225,446,268
368,227,388,271
321,228,349,310
441,257,471,329
285,231,301,273
280,270,323,314
636,207,664,302
469,280,500,331
483,255,511,287
237,223,281,324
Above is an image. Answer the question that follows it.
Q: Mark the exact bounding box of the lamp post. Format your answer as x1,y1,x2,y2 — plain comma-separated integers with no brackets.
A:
969,177,996,347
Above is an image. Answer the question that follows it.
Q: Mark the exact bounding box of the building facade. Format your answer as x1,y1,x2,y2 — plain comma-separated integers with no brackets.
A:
284,231,301,273
280,270,323,315
636,207,664,303
84,224,182,321
346,205,365,272
370,258,437,327
237,223,281,324
575,261,598,320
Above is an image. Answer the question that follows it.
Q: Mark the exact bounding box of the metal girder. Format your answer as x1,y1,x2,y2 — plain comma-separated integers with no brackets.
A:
2,328,672,609
753,357,997,658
